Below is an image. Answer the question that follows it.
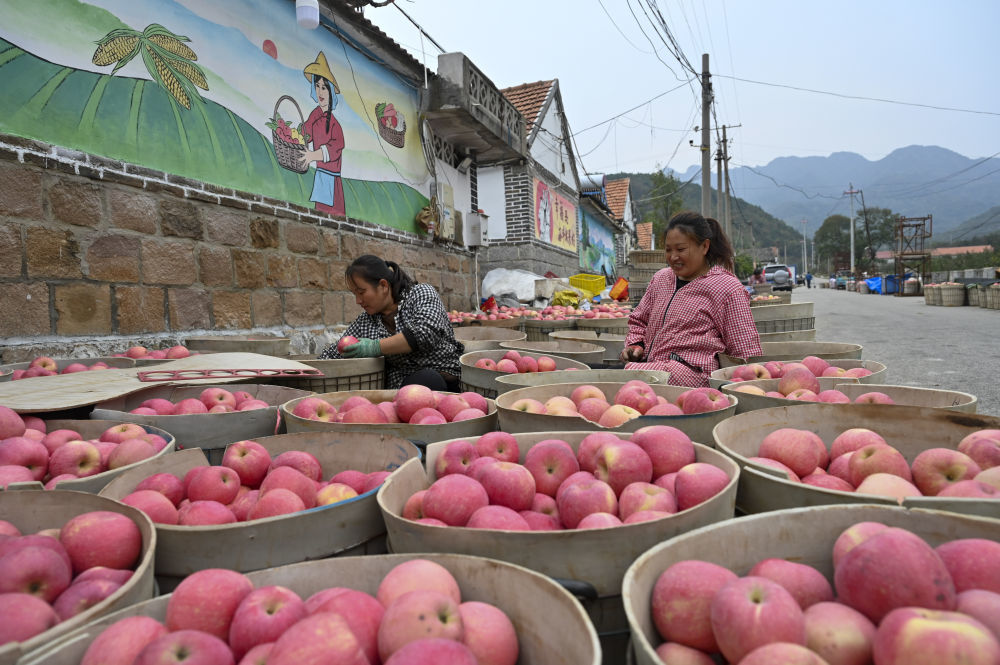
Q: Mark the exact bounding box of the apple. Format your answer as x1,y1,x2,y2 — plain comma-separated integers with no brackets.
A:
680,388,730,415
436,394,470,422
597,404,641,427
291,397,336,422
341,403,389,424
267,612,367,665
817,389,851,403
577,397,611,422
956,589,1000,642
594,441,653,495
958,429,1000,470
778,367,820,396
938,479,1000,497
41,428,82,454
474,358,497,371
200,388,236,411
0,521,19,537
465,505,531,530
73,566,133,587
630,426,696,477
976,466,1000,490
107,438,156,470
305,589,383,664
652,560,739,651
822,366,848,378
739,643,829,664
135,472,184,506
0,464,34,488
173,398,209,415
786,388,819,401
179,501,238,526
376,558,461,607
452,408,487,421
848,444,912,486
459,392,489,413
732,384,767,395
378,590,464,662
614,383,658,414
458,601,518,665
710,576,806,663
652,643,715,665
519,510,561,530
731,363,771,381
757,428,824,478
336,335,360,353
748,457,801,482
222,440,272,488
228,489,259,521
29,356,58,371
141,398,176,416
384,638,477,665
247,488,304,520
421,474,489,526
854,391,895,404
122,490,179,525
618,481,677,520
802,601,876,665
60,511,141,574
392,385,438,423
873,607,1000,665
576,512,623,529
269,450,322,482
802,473,855,492
478,462,536,511
854,473,921,500
523,440,580,496
260,466,316,509
80,616,168,665
508,397,546,412
673,462,730,511
762,361,786,379
842,367,873,379
577,432,623,472
133,629,234,665
166,568,253,641
834,527,956,623
53,578,123,620
0,436,48,480
571,385,607,406
0,545,72,602
536,356,557,372
555,475,617,528
831,522,890,568
935,538,1000,594
910,448,981,496
474,431,519,462
748,558,834,609
433,440,479,477
187,465,241,505
228,585,306,660
49,439,102,478
164,345,190,359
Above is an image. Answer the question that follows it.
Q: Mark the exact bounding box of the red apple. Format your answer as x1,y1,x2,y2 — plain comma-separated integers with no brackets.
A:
268,450,322,482
133,629,234,665
873,607,1000,665
434,440,479,477
631,425,696,477
291,397,336,422
958,429,1000,470
738,643,828,664
935,538,1000,593
758,428,824,478
187,465,241,505
748,558,834,609
173,398,209,415
0,592,59,644
803,601,876,665
48,439,102,478
710,576,807,663
832,521,890,568
422,474,489,526
166,568,253,640
376,558,461,607
853,391,895,405
911,448,982,496
52,579,122,620
956,589,1000,642
523,440,580,496
200,388,237,411
122,490,179,525
0,436,48,480
556,475,617,528
848,443,912,486
0,545,72,602
81,616,168,665
377,590,464,662
247,488,304,520
221,440,272,489
228,585,306,659
474,431,519,462
652,642,715,665
259,466,316,509
384,638,477,665
60,511,141,574
673,462,730,511
393,385,438,422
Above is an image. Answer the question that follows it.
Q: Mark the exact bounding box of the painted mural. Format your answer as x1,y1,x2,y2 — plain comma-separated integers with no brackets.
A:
533,178,577,252
0,0,430,231
580,207,616,277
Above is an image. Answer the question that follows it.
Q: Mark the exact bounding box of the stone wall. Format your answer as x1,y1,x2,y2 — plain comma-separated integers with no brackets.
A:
0,133,477,362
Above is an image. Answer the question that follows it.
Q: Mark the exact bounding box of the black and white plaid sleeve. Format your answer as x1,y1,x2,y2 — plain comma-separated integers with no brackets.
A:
318,316,381,359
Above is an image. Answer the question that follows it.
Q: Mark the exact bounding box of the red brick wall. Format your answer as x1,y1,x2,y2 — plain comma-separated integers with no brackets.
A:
0,134,476,362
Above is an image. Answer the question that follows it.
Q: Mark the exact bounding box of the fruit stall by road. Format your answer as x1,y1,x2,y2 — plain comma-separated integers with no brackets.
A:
0,289,998,665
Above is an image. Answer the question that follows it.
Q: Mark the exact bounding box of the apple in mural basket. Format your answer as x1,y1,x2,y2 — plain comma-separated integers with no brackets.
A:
336,335,359,353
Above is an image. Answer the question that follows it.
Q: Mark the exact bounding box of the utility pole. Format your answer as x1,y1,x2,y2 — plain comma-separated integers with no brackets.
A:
801,220,808,274
722,125,731,241
716,144,723,222
845,183,860,275
700,54,712,217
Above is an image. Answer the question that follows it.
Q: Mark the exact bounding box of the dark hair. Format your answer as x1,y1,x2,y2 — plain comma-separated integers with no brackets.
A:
314,76,333,134
345,255,415,303
664,211,735,273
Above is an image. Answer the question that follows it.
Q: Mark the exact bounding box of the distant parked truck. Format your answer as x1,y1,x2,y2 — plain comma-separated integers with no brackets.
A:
762,263,795,291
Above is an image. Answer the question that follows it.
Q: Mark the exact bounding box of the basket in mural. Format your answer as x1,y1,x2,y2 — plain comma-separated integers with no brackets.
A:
269,95,309,174
376,102,406,148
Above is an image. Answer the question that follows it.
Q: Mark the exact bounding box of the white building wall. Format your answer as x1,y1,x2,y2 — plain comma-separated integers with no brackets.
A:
530,104,576,192
476,165,507,241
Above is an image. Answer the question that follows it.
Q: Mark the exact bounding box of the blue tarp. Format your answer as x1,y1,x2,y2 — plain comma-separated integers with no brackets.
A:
865,273,913,295
865,277,883,294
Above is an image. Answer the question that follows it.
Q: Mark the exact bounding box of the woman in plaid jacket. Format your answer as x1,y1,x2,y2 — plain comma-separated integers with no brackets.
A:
319,255,464,390
621,211,762,387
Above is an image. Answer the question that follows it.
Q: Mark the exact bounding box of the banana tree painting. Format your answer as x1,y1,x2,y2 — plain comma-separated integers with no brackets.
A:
0,0,429,232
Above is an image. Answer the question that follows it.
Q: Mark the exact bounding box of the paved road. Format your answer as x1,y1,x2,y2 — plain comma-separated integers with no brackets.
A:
793,286,999,417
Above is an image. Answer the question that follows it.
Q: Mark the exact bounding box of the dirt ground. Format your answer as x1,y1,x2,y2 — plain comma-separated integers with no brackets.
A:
799,285,999,417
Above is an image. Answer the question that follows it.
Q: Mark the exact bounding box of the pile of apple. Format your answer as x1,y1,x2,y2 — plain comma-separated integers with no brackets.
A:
647,521,1000,664
534,303,630,322
0,407,168,490
749,426,1000,500
74,558,518,665
506,381,730,429
111,344,193,360
403,426,729,531
448,304,537,324
292,385,489,425
471,349,561,373
120,440,391,526
750,294,781,303
727,357,880,404
128,387,270,415
9,356,119,380
0,510,143,646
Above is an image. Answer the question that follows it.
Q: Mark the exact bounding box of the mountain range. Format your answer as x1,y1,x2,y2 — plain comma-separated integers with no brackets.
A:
671,145,1000,241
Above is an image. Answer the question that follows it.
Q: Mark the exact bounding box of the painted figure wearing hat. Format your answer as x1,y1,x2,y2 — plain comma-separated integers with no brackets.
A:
299,52,346,216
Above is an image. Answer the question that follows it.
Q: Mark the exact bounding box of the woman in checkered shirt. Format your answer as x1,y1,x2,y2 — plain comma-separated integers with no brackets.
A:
620,211,762,387
319,255,464,390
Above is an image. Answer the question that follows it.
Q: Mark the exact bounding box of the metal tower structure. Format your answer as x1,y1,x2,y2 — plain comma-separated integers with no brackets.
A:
894,215,932,297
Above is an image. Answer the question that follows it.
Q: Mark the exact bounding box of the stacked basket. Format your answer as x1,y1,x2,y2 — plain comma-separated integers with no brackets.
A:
626,250,662,307
990,283,1000,309
939,282,967,306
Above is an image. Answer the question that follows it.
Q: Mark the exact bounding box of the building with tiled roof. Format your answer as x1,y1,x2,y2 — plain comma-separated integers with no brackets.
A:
636,222,653,250
502,80,555,137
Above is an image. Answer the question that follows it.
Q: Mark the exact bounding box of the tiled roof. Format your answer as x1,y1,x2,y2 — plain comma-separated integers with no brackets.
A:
636,222,653,250
501,80,555,134
605,178,630,220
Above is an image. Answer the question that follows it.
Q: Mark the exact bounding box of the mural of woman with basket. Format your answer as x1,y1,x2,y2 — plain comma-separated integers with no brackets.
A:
296,51,346,216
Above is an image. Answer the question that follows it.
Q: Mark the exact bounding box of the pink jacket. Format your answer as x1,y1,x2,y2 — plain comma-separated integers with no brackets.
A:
625,265,762,387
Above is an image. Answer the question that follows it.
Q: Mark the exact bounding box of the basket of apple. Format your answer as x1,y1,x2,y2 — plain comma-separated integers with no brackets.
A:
25,553,601,665
0,408,176,494
495,381,736,445
452,326,527,352
96,431,420,589
280,386,498,445
109,344,196,366
448,306,525,328
460,349,590,398
0,355,135,381
723,371,977,414
709,357,887,389
90,384,314,465
522,312,581,341
713,403,1000,517
718,341,862,367
0,490,155,664
495,367,672,394
499,339,606,365
550,328,627,364
623,503,1000,665
377,429,738,659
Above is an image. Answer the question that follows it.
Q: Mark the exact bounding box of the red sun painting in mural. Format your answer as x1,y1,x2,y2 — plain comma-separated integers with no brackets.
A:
262,40,277,59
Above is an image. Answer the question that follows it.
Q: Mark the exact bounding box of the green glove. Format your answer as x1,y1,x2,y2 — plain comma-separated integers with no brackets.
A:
342,337,381,358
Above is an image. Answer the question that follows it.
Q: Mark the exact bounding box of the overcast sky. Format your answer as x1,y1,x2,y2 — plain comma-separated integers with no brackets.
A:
362,0,999,195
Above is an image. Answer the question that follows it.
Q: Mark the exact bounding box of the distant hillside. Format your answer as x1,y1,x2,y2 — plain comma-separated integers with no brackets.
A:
674,145,1000,237
610,171,804,251
941,205,1000,244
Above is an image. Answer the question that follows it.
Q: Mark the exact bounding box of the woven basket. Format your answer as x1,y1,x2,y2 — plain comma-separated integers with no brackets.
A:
991,284,1000,309
940,284,966,306
376,106,406,148
628,250,662,265
271,95,308,174
522,318,578,342
626,266,660,282
755,316,816,333
968,285,980,306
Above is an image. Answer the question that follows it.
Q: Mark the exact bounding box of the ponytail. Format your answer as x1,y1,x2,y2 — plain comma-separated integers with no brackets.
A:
345,255,416,303
665,211,735,273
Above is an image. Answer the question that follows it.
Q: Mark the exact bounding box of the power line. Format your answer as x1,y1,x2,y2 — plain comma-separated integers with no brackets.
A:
597,0,654,54
572,81,692,135
716,74,1000,117
737,164,843,200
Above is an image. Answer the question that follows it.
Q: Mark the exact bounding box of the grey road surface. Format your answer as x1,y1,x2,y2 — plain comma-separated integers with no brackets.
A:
797,286,999,417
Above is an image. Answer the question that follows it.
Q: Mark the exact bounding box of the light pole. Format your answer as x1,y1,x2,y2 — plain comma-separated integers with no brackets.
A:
845,183,859,275
801,219,808,276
